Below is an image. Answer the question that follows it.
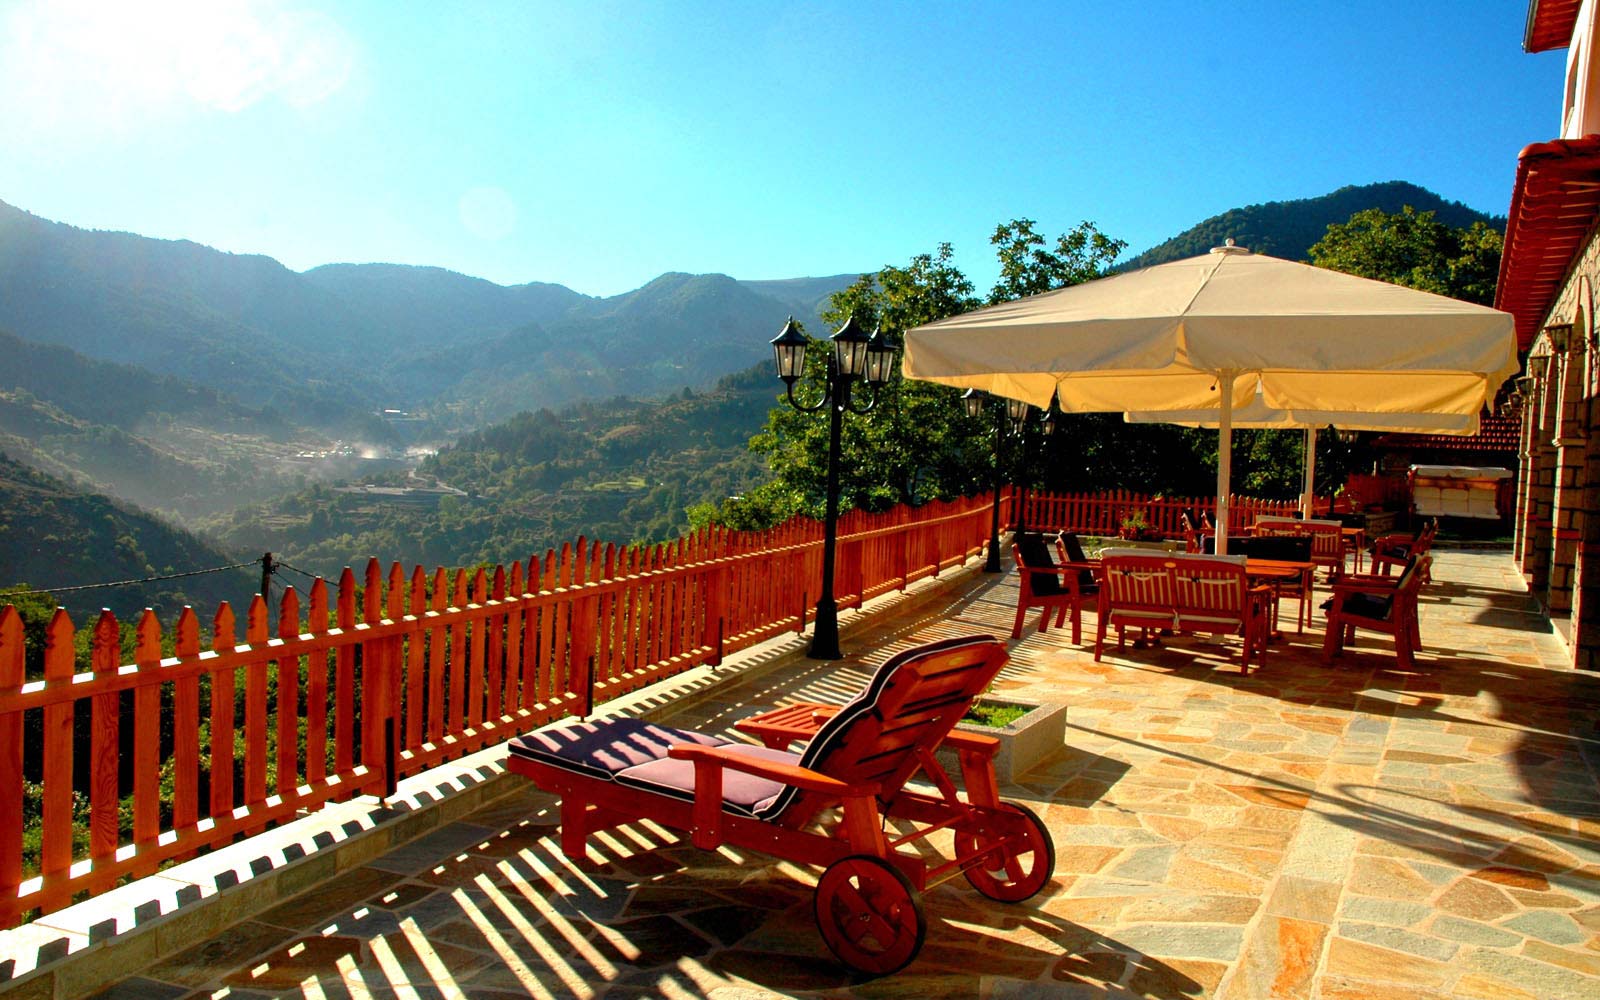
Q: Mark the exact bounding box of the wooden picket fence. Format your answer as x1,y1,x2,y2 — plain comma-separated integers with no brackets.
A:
0,492,998,927
1020,489,1307,536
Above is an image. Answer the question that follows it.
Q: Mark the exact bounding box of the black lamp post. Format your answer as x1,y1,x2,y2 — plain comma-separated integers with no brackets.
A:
963,389,1007,572
1006,397,1037,533
772,315,897,659
964,391,1057,569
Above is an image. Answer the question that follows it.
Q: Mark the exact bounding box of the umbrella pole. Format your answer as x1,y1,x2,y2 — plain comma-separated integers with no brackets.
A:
1216,371,1235,555
1302,427,1318,519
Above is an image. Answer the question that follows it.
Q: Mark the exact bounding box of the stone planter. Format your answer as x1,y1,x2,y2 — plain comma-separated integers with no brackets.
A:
940,698,1067,785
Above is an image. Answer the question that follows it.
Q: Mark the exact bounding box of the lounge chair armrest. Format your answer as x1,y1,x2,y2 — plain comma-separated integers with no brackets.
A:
667,743,877,798
668,742,884,853
939,728,1000,757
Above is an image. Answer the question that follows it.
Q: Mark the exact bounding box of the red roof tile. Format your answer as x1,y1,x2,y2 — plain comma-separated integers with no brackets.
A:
1494,135,1600,349
1372,414,1522,454
1525,0,1582,52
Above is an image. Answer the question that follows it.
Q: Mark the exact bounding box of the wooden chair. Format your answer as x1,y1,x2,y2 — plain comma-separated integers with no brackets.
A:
1095,551,1271,673
1322,556,1429,669
1256,516,1346,574
1180,512,1211,554
1237,534,1314,632
1011,533,1097,644
1372,520,1436,581
506,635,1052,976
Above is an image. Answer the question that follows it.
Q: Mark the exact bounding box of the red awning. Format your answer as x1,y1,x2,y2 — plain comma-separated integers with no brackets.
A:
1525,0,1582,52
1494,135,1600,349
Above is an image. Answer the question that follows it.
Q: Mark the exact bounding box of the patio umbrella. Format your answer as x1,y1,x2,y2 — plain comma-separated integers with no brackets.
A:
1123,389,1480,517
903,243,1517,553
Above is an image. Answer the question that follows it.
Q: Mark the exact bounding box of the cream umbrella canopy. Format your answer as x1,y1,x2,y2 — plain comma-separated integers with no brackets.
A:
903,244,1517,553
1123,390,1481,518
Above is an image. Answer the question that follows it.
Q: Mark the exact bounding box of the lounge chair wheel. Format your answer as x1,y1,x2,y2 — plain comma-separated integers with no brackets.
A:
956,801,1055,902
814,855,926,976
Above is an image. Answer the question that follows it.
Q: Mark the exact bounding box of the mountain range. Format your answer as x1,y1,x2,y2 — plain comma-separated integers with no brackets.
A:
0,180,1504,603
1119,181,1502,269
0,197,850,436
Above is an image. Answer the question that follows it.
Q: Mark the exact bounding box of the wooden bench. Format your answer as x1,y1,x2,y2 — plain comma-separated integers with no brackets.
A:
1094,550,1272,674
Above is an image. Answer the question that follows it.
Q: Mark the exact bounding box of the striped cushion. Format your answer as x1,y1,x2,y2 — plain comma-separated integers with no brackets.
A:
614,744,797,817
507,717,729,780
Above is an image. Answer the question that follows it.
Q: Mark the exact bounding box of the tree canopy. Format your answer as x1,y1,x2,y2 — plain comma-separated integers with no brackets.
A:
1307,205,1503,305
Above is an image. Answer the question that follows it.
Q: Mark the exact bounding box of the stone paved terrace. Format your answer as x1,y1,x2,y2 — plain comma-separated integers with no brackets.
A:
48,550,1600,998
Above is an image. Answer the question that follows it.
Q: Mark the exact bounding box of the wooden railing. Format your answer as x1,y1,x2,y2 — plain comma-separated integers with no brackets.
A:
1020,489,1307,536
0,492,999,927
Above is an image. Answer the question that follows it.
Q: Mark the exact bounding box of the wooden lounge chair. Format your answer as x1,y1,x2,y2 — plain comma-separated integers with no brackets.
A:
1095,550,1271,673
1011,532,1097,643
1322,556,1429,669
506,635,1054,976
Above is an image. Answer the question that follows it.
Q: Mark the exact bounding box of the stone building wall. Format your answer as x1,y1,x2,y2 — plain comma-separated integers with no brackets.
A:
1519,230,1600,668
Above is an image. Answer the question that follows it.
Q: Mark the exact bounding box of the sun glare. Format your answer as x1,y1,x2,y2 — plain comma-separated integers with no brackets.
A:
0,0,355,138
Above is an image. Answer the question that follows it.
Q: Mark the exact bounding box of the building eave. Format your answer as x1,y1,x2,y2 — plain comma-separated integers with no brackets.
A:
1495,135,1600,349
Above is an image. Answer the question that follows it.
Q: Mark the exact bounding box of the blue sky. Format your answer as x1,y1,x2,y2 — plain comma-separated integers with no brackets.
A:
0,0,1563,298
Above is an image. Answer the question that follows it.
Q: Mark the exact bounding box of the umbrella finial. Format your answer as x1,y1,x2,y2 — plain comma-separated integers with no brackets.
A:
1210,238,1250,255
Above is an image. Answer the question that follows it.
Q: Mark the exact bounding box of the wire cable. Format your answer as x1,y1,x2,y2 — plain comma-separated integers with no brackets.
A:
273,560,322,582
23,559,263,596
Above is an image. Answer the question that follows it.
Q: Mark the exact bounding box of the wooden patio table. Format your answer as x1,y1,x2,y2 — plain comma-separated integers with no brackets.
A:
1244,558,1316,636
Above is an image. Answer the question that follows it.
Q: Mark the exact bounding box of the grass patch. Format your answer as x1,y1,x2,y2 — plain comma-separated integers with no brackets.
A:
962,700,1029,728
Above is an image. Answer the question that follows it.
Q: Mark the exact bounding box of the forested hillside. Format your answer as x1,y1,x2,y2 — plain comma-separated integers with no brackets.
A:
202,365,781,577
0,329,328,520
0,453,258,618
1120,181,1503,269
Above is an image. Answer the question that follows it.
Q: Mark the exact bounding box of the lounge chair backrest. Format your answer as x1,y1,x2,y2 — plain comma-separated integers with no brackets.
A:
758,634,1008,825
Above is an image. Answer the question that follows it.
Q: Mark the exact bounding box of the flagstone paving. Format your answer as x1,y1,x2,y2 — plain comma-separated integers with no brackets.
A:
82,550,1599,998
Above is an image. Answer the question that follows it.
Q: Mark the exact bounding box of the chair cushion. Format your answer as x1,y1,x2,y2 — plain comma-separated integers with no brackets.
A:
1016,534,1065,596
1341,592,1394,620
1059,533,1098,591
1242,535,1312,561
508,717,729,780
614,744,797,817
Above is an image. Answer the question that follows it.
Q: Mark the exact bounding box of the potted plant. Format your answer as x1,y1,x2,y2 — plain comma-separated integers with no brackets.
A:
946,695,1067,784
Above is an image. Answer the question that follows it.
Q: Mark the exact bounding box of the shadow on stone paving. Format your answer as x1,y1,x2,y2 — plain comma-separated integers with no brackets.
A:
170,797,1204,999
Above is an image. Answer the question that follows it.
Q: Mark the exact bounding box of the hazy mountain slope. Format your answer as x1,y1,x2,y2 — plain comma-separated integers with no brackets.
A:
0,327,281,434
0,197,851,434
301,262,592,354
0,329,323,519
0,452,256,618
1120,181,1504,270
738,274,861,330
393,272,823,424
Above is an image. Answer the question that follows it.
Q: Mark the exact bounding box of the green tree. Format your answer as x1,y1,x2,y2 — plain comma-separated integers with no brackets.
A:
724,222,1131,527
989,219,1127,303
1307,206,1503,305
